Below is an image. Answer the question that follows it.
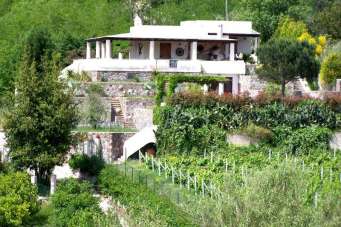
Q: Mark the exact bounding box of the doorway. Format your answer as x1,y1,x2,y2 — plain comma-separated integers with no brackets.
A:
160,43,172,59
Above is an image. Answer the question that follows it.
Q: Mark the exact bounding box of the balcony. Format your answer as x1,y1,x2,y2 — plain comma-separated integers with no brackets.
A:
63,59,246,76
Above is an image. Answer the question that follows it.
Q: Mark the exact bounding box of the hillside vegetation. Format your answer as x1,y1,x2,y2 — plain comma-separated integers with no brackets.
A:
0,0,339,95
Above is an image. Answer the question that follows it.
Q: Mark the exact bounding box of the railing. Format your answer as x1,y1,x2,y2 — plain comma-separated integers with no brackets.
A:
138,151,221,198
66,59,246,75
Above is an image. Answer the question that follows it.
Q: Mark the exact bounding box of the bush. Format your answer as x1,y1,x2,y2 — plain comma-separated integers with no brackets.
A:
238,123,273,142
281,126,332,155
99,165,195,226
319,53,341,88
69,154,104,176
0,172,39,226
49,179,102,227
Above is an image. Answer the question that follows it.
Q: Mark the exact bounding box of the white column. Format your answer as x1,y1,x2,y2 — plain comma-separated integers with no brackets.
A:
149,40,155,60
50,174,57,195
230,42,235,61
218,83,224,96
96,41,101,59
86,42,91,59
105,40,112,59
232,75,239,95
203,84,209,94
255,37,259,52
191,41,198,60
118,52,123,60
101,42,106,59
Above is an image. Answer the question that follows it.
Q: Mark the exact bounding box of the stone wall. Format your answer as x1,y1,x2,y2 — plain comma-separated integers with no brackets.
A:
121,97,155,129
240,75,267,97
71,132,135,163
75,82,155,97
89,71,153,82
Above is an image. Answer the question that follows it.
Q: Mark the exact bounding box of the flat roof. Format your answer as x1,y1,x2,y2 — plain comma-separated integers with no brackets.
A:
87,20,260,42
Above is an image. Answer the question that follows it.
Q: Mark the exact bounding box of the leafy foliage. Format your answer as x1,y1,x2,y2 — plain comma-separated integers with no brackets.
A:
4,53,78,181
0,172,39,227
49,179,102,227
69,154,105,176
99,165,196,227
319,53,341,88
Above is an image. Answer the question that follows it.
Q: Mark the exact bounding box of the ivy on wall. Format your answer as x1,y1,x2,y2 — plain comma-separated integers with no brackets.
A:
154,73,228,105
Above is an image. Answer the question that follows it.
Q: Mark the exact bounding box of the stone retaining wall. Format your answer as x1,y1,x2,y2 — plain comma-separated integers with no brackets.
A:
75,82,155,97
89,71,152,82
71,132,135,163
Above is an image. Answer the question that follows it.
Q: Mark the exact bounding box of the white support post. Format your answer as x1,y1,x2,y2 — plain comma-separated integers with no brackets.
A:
86,42,91,59
218,83,224,96
149,40,155,60
96,41,101,59
336,79,341,92
105,40,112,59
229,42,235,61
191,41,198,60
203,84,209,94
31,174,37,185
232,75,239,95
101,42,106,59
50,174,57,195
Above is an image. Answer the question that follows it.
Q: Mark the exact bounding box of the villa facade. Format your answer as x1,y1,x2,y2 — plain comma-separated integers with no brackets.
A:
64,17,260,95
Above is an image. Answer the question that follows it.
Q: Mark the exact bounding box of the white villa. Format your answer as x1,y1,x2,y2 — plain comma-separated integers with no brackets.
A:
64,17,260,95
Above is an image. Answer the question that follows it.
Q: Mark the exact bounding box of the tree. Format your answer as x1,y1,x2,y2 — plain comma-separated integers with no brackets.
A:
231,0,312,41
319,53,341,89
82,84,106,129
257,39,319,96
312,1,341,39
0,172,39,226
4,53,78,181
272,16,308,40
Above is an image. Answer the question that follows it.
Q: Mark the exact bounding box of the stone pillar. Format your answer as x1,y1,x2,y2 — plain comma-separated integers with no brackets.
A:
191,41,198,60
105,40,112,59
96,41,101,59
50,174,57,195
232,75,239,95
101,42,106,59
149,40,155,60
86,42,91,59
218,83,224,96
230,42,235,61
203,84,209,94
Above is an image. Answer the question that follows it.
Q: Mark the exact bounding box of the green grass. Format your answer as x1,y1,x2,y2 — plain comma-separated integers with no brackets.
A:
72,127,137,133
25,202,52,227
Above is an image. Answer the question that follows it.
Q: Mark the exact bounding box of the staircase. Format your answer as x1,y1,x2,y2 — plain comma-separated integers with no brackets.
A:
111,98,135,129
111,98,125,125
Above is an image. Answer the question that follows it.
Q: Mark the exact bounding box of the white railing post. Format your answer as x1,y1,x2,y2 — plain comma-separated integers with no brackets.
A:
50,174,57,195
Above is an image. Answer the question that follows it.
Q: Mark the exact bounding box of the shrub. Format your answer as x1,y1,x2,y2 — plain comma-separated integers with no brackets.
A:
238,123,273,142
281,126,332,155
49,179,102,227
99,165,195,226
0,172,39,226
319,53,341,88
69,154,104,176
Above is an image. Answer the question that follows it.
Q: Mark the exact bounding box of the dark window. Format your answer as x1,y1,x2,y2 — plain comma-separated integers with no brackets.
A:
208,33,217,35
